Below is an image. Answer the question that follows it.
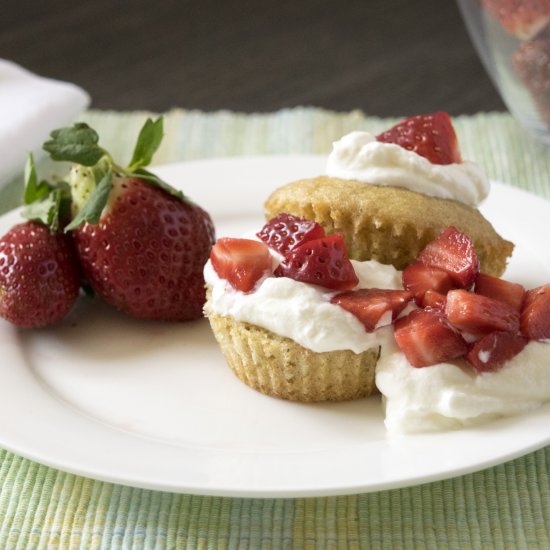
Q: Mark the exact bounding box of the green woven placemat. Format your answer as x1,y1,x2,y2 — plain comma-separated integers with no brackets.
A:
0,107,549,549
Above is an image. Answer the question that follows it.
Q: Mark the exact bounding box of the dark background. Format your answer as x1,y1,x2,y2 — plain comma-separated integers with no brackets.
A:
1,0,505,116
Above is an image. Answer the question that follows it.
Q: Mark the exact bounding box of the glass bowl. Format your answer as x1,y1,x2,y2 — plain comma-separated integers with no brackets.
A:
457,0,550,145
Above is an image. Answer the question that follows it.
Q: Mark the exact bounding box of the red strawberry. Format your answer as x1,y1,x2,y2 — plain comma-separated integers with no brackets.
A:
377,112,462,165
416,227,479,288
421,289,447,310
275,233,358,291
330,288,413,332
513,34,550,126
34,118,217,322
474,272,525,312
210,238,272,293
257,213,325,255
393,309,468,368
0,222,81,328
482,0,550,39
445,289,520,335
466,331,528,372
402,261,455,304
520,283,550,339
73,177,215,321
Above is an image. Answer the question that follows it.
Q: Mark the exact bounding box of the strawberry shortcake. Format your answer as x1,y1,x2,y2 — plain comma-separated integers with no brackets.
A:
204,214,406,402
204,217,550,432
264,112,513,275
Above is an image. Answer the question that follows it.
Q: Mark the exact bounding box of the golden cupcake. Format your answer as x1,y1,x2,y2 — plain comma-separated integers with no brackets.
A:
264,113,513,275
204,223,410,402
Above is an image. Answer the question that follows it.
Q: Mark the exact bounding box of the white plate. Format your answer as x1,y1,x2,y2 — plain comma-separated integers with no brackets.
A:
0,155,549,498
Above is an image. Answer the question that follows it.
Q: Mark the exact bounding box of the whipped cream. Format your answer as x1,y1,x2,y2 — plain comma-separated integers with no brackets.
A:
206,245,550,433
376,341,550,434
325,131,489,206
204,259,401,354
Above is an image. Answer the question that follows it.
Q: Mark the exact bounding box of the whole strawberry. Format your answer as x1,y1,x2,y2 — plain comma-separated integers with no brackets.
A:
73,177,215,320
34,117,215,321
0,222,80,328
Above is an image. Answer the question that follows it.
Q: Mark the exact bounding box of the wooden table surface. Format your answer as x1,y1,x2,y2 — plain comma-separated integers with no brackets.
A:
1,0,504,116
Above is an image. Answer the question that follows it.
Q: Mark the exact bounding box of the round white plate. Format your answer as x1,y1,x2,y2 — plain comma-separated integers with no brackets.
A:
0,155,549,498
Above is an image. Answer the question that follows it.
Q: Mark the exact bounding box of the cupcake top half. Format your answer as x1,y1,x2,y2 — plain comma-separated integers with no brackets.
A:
264,112,513,275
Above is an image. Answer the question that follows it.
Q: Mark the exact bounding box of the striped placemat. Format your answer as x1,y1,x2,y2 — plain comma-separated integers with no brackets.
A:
0,107,549,549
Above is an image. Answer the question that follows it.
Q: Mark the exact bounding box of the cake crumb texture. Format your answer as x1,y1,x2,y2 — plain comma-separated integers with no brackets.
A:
207,311,379,402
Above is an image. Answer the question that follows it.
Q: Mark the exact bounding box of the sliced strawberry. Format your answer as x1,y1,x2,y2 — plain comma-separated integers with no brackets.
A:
402,261,455,304
474,272,525,313
421,290,447,310
330,288,414,332
275,233,358,291
520,283,550,339
445,289,520,335
482,0,550,40
210,238,272,293
466,331,528,372
416,227,479,288
376,112,462,165
257,213,325,255
394,309,468,368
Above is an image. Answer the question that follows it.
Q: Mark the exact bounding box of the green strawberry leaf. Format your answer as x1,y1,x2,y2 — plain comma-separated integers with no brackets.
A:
65,169,113,231
43,123,106,166
23,153,51,204
22,153,72,232
129,167,192,204
22,186,71,233
128,117,164,170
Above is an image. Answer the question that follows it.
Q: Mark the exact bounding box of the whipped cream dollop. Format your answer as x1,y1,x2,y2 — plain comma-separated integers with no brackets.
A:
376,341,550,434
204,259,401,354
325,131,489,206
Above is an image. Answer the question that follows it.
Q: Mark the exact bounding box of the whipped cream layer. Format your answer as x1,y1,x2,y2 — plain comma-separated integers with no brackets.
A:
325,131,489,206
206,248,550,433
376,341,550,434
204,259,401,354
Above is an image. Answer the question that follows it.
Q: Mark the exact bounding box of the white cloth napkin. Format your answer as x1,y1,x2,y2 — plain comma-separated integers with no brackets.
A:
0,59,90,186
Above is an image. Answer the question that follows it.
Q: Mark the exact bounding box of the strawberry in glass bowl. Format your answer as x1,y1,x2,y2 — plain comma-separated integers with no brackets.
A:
457,0,550,145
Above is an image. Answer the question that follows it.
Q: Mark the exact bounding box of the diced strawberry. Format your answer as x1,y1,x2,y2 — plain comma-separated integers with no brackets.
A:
520,283,550,339
445,289,520,335
210,238,273,293
402,261,455,304
466,331,528,372
257,213,325,255
482,0,550,40
394,309,468,368
275,233,358,291
475,272,525,313
330,288,414,332
377,112,462,165
416,226,479,288
421,290,447,310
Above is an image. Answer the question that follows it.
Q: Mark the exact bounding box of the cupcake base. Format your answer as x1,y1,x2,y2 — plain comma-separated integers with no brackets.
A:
207,311,380,402
264,176,514,275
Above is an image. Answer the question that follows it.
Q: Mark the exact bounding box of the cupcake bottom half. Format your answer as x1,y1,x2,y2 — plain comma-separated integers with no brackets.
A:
207,311,380,402
264,176,514,275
